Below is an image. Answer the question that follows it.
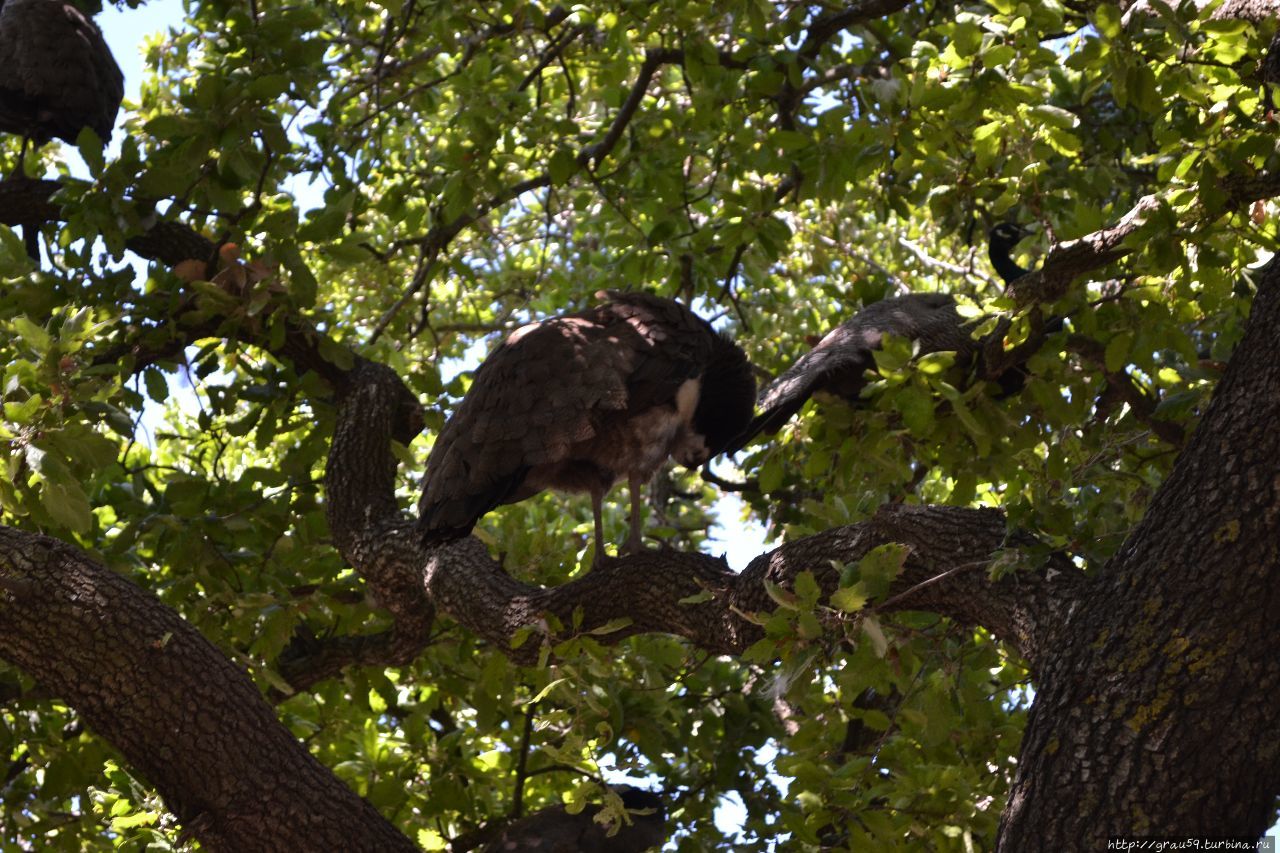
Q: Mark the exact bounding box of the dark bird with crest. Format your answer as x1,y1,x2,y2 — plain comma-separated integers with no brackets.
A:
728,224,1038,450
418,290,755,565
0,0,123,162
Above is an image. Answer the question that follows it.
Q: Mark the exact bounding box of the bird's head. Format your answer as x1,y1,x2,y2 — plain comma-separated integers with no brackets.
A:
687,332,756,463
988,222,1028,250
988,222,1036,285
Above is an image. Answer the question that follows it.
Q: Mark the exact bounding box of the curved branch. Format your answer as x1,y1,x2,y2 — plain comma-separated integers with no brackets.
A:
323,359,435,642
0,179,218,267
0,527,414,851
1011,170,1280,305
420,505,1081,672
319,343,1084,673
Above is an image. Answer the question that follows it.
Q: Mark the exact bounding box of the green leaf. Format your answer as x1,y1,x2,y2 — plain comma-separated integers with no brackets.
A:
3,395,43,425
858,543,909,601
12,317,51,354
1105,333,1133,373
972,120,1003,167
951,20,983,58
831,583,869,613
529,678,567,705
41,481,93,533
1094,4,1121,38
111,810,158,830
77,128,106,175
862,616,889,657
759,455,784,493
549,148,579,186
793,571,821,608
893,387,935,435
318,337,356,371
143,369,170,403
587,617,633,635
764,578,801,611
873,334,914,374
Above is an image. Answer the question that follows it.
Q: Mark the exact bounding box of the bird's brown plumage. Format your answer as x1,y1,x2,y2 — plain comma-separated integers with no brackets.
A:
0,0,124,146
418,291,755,560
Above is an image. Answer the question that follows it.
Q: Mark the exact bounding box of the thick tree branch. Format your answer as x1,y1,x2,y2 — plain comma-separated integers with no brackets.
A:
323,359,435,641
0,527,414,850
0,179,217,267
276,625,430,695
415,504,1080,671
799,1,915,60
319,344,1084,672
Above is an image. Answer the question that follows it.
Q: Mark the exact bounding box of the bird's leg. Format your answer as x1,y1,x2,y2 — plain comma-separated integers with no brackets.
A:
591,488,607,568
8,136,39,261
625,472,644,554
21,225,38,262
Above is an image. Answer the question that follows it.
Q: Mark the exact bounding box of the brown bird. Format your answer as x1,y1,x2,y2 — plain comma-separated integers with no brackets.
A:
0,0,123,163
418,290,756,564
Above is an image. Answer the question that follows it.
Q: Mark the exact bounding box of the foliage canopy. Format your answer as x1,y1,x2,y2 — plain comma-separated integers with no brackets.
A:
1,0,1277,848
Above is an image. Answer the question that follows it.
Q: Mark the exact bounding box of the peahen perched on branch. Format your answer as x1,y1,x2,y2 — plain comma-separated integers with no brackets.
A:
728,224,1045,450
418,290,755,566
728,292,978,450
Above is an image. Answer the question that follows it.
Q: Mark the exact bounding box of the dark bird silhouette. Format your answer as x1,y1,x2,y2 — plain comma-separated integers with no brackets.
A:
728,225,1045,450
988,221,1030,284
418,290,755,564
0,0,123,157
728,292,977,450
480,787,666,852
0,0,123,259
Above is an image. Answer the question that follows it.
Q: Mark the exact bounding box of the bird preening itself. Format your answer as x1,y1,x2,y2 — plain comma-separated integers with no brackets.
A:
418,290,755,565
0,0,123,162
728,224,1042,450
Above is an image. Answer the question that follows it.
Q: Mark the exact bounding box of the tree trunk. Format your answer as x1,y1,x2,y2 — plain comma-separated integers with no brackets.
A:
998,257,1280,847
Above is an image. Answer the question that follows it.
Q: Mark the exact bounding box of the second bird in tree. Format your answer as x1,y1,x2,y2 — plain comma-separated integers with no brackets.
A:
418,290,755,566
728,224,1040,449
0,0,123,157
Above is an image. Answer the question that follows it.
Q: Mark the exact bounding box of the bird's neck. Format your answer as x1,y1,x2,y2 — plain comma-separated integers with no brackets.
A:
989,244,1028,283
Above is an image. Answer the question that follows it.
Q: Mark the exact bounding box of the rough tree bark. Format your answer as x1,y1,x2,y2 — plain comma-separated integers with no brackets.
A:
0,529,415,852
3,218,1277,847
997,254,1280,848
